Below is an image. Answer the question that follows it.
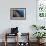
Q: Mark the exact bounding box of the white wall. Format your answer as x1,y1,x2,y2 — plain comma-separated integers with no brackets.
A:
0,0,36,42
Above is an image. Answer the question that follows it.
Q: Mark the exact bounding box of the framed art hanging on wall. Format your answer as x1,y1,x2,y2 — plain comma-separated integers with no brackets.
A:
10,8,26,20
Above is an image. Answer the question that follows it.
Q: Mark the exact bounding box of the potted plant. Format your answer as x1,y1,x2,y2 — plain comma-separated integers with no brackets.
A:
32,25,46,43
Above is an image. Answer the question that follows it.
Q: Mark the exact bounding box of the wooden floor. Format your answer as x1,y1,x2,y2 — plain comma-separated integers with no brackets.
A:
0,42,46,46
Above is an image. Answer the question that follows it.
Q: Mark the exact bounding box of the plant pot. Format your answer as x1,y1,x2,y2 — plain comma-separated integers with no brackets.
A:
37,39,45,44
40,39,45,43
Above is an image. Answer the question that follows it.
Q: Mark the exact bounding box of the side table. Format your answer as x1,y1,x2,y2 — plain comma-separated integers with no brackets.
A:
4,33,18,46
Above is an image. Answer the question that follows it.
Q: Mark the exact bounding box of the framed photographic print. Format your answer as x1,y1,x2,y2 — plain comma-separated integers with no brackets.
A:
10,8,26,20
